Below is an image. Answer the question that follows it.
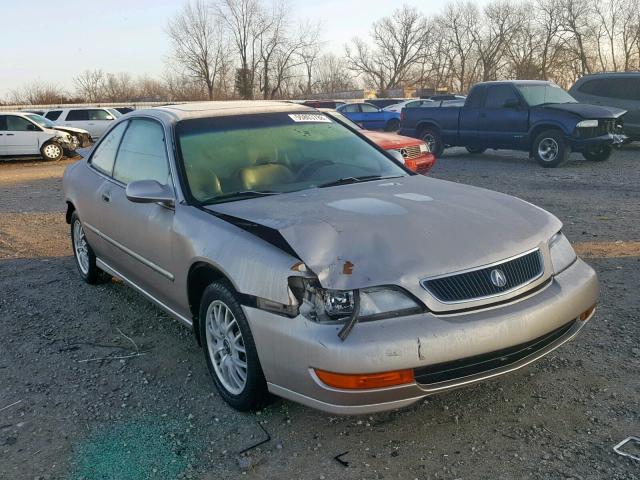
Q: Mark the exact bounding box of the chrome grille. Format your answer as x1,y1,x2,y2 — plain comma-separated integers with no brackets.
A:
421,249,544,303
395,145,422,159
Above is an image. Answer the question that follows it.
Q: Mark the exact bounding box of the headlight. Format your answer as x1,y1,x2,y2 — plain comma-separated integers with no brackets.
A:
576,119,598,128
419,143,429,153
290,278,422,324
549,232,576,274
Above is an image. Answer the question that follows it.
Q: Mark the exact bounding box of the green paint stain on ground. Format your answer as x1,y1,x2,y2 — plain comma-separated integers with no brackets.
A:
69,419,197,480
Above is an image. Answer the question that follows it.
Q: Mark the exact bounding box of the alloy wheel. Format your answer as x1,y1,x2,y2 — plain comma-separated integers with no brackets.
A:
73,220,90,275
538,138,559,162
43,143,62,160
205,300,248,395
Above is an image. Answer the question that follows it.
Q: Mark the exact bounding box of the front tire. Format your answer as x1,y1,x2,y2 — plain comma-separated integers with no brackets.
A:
582,145,612,162
41,141,63,161
420,127,444,157
532,129,568,168
199,281,269,411
70,212,100,284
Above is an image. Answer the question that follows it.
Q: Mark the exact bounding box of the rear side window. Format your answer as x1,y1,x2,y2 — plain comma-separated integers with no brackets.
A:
0,116,7,130
66,110,89,121
580,77,640,100
89,109,112,120
484,85,518,109
90,121,128,175
113,119,169,185
45,110,62,121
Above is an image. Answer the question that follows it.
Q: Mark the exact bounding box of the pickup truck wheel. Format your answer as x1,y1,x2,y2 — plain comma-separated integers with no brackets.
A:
420,128,444,157
200,281,269,411
533,130,568,168
70,212,100,284
385,119,400,132
41,141,63,161
582,145,612,162
465,147,486,154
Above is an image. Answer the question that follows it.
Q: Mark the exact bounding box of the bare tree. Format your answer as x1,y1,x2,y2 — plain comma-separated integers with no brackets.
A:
299,31,323,95
74,70,105,102
346,5,430,92
314,53,356,93
559,0,595,75
167,0,228,100
102,72,138,102
8,82,69,105
439,1,479,92
214,0,266,99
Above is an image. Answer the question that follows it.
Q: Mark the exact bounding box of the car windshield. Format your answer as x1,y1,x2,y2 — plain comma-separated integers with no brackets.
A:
107,108,122,118
176,112,407,204
25,113,54,128
516,84,577,106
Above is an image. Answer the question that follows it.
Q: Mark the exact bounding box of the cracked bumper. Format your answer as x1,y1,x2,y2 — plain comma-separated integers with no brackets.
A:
244,258,598,415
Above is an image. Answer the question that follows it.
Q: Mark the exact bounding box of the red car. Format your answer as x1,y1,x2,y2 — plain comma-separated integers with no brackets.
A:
323,110,436,174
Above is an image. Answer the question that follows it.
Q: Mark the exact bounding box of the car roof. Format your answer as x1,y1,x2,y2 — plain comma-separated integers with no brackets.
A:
151,101,314,120
476,80,552,86
0,111,31,117
576,71,640,80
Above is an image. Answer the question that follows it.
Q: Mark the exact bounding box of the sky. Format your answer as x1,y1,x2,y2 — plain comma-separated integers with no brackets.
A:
0,0,468,98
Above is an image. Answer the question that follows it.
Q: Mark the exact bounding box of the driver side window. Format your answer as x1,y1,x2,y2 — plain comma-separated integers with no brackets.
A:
360,104,379,113
112,119,169,185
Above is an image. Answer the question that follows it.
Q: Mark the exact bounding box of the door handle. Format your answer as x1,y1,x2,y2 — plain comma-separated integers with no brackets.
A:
101,192,111,203
6,133,14,136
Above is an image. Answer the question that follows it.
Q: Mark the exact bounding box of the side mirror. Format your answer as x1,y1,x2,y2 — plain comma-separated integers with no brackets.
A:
504,99,521,109
389,149,406,164
126,180,175,207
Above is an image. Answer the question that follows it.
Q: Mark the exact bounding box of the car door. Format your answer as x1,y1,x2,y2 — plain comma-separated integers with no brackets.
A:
476,84,529,148
79,121,130,257
360,103,385,129
96,118,177,305
3,115,44,155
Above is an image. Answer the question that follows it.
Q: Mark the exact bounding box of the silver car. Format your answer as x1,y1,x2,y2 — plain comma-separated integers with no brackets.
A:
63,102,599,414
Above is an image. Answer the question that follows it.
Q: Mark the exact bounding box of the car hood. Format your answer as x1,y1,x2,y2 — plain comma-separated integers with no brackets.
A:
361,130,421,149
52,126,90,135
536,102,626,118
206,175,561,291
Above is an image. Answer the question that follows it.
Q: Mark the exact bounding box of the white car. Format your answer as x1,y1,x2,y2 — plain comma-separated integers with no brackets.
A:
0,111,74,161
383,99,435,113
42,107,118,140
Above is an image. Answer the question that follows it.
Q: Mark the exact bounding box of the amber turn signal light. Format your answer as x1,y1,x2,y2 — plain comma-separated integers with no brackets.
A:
314,368,414,390
579,304,596,321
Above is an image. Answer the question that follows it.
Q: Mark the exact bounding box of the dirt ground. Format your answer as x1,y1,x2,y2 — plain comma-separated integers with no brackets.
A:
0,148,638,480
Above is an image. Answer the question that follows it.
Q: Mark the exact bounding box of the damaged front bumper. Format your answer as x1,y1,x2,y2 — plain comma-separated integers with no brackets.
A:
245,258,598,415
568,132,627,152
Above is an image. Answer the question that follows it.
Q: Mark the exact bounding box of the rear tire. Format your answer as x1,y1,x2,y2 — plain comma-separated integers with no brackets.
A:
465,146,486,154
420,127,444,157
532,129,568,168
385,119,400,132
70,212,100,284
582,145,612,162
41,141,63,161
199,281,269,411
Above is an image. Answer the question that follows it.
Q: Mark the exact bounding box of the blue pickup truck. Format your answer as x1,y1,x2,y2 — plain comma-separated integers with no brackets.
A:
399,80,626,167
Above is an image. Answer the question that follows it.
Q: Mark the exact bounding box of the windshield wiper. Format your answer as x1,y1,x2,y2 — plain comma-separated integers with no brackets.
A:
316,175,404,189
199,190,280,205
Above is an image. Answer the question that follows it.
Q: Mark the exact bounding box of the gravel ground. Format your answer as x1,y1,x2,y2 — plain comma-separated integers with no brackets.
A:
0,148,638,480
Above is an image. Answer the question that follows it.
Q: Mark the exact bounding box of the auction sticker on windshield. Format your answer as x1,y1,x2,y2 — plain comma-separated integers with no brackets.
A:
288,113,331,123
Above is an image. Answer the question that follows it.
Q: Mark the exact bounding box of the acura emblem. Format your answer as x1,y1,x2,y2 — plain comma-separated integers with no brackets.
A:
490,269,507,288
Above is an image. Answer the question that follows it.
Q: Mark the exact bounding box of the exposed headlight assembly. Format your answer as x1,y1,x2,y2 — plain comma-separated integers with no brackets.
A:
549,232,576,274
576,119,598,128
289,278,423,340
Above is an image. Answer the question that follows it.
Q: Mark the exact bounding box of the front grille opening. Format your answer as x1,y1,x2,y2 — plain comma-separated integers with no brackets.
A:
414,320,575,385
422,249,543,303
